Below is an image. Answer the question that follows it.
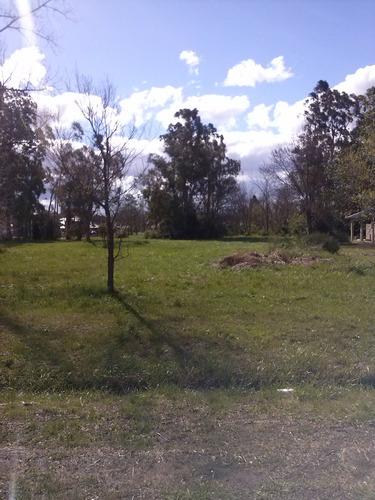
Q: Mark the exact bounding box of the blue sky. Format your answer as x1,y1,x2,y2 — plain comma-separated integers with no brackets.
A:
2,0,375,177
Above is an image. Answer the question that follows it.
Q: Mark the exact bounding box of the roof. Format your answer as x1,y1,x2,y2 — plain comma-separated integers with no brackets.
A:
346,208,375,220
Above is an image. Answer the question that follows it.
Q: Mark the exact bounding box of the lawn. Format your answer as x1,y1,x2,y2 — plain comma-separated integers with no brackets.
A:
2,236,375,498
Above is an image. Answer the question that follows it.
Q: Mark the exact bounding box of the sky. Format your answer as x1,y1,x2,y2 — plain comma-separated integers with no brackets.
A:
2,0,375,179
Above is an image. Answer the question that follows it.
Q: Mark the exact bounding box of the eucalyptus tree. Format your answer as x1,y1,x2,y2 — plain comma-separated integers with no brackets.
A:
265,81,359,233
48,128,98,241
0,86,46,238
143,108,240,238
332,87,375,215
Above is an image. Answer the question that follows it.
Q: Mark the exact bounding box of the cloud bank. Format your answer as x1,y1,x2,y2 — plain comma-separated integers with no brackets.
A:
334,64,375,95
5,47,375,178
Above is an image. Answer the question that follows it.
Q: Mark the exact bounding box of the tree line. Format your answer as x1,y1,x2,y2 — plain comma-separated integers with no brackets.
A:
2,81,375,241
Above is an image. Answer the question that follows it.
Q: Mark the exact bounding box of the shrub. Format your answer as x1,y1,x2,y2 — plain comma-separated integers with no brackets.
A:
287,212,307,235
144,228,163,239
298,232,340,253
322,236,340,253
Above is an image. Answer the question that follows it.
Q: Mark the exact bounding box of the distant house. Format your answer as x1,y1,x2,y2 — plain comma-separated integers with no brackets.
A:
346,208,375,242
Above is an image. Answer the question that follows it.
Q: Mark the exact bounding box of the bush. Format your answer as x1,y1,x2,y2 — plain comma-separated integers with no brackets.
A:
304,232,328,246
299,232,340,253
322,236,340,253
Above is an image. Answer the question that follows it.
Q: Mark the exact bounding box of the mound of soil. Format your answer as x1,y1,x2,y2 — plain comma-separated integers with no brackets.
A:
216,250,327,270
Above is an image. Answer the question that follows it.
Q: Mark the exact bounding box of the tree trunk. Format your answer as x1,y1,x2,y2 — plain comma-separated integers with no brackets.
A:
6,210,12,239
107,222,115,293
248,197,253,235
306,208,313,234
84,217,91,242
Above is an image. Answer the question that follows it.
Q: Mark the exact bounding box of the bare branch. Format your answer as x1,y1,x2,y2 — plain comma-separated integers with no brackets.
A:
0,0,72,47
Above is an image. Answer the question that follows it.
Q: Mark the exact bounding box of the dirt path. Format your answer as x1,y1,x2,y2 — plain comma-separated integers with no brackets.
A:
2,404,375,499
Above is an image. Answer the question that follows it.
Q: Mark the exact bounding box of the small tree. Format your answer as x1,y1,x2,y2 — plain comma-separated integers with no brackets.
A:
76,77,141,292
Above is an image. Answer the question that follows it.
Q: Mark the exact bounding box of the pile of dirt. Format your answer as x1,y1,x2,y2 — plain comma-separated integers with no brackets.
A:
216,250,327,270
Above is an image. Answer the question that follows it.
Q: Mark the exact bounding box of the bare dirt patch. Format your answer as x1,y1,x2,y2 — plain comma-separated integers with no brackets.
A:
216,251,328,270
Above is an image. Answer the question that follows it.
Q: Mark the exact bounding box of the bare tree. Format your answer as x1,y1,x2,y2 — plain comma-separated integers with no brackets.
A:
75,77,143,292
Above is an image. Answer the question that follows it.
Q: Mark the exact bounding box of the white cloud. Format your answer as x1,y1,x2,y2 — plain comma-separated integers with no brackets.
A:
184,94,250,130
156,94,250,130
179,50,201,75
34,91,101,128
334,64,375,95
224,56,293,87
223,130,283,176
0,46,47,89
246,103,274,129
272,99,305,137
120,86,183,126
225,99,306,175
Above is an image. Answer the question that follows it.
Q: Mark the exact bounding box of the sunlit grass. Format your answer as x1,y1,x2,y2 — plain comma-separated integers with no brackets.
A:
2,237,375,394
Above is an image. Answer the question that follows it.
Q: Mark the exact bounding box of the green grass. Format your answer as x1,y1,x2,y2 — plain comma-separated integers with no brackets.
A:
2,236,375,393
3,236,375,497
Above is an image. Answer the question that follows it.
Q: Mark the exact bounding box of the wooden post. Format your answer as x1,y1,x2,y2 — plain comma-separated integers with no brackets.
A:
372,219,375,244
360,221,364,242
350,220,354,242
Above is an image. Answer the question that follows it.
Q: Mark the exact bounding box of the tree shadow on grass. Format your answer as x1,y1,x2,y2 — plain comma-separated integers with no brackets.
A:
112,291,194,359
110,290,255,390
0,239,58,248
1,292,254,393
0,311,76,391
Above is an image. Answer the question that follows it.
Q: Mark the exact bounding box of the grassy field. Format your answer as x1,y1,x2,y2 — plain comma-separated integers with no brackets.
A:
2,236,375,498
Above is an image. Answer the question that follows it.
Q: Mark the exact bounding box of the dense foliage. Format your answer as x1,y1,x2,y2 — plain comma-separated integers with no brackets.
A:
0,86,46,239
143,109,241,238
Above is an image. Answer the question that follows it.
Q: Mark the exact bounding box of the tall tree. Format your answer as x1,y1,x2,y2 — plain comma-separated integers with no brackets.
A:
0,86,46,238
143,108,240,238
333,87,375,215
224,183,257,235
265,81,359,233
